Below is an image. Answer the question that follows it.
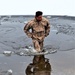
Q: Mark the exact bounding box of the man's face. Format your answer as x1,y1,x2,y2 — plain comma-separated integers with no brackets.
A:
35,15,42,21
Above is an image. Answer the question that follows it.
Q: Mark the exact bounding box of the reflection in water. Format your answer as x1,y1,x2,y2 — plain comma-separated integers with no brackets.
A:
25,55,51,75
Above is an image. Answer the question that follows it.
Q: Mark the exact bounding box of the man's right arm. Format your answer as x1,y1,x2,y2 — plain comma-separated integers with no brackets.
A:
24,22,32,38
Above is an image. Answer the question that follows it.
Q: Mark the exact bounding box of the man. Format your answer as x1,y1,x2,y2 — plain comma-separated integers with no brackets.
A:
24,11,50,52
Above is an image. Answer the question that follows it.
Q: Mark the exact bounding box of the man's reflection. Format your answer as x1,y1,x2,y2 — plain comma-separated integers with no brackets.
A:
25,55,51,75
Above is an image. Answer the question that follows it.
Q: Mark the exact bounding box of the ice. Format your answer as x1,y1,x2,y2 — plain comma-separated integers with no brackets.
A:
7,69,12,75
3,51,12,56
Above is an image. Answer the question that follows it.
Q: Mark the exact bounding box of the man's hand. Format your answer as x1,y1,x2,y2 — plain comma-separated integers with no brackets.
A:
28,33,33,38
45,33,49,37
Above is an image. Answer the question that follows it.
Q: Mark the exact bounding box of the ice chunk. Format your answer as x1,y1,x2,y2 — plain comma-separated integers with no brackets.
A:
19,52,24,56
3,51,12,56
8,69,12,75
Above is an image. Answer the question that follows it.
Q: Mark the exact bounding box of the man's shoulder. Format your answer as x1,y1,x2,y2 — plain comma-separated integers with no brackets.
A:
42,17,49,22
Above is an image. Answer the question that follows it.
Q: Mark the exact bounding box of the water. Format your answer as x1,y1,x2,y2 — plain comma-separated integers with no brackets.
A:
0,16,75,75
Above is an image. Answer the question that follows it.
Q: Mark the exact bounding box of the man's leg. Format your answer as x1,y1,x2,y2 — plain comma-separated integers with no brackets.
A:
39,40,44,51
32,39,41,52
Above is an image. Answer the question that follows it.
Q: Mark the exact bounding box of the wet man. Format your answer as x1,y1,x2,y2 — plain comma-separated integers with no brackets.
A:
24,11,50,52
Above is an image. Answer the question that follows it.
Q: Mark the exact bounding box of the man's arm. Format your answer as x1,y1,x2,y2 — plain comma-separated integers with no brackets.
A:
45,21,50,37
24,22,32,38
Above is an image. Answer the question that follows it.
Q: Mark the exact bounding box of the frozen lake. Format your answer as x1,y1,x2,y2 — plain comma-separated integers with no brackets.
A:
0,15,75,75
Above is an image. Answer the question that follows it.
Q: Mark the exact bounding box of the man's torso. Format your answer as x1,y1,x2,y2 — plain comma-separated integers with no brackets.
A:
30,17,48,40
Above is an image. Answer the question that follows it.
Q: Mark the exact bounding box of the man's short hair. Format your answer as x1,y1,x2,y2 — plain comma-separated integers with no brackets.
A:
35,11,43,17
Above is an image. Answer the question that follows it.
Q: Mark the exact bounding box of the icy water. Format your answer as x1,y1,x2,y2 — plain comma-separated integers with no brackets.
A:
0,16,75,75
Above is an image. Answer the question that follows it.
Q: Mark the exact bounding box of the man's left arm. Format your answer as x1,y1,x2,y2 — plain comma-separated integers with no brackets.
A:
45,21,50,37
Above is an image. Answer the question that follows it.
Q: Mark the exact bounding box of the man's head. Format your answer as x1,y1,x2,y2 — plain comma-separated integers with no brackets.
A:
35,11,43,21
